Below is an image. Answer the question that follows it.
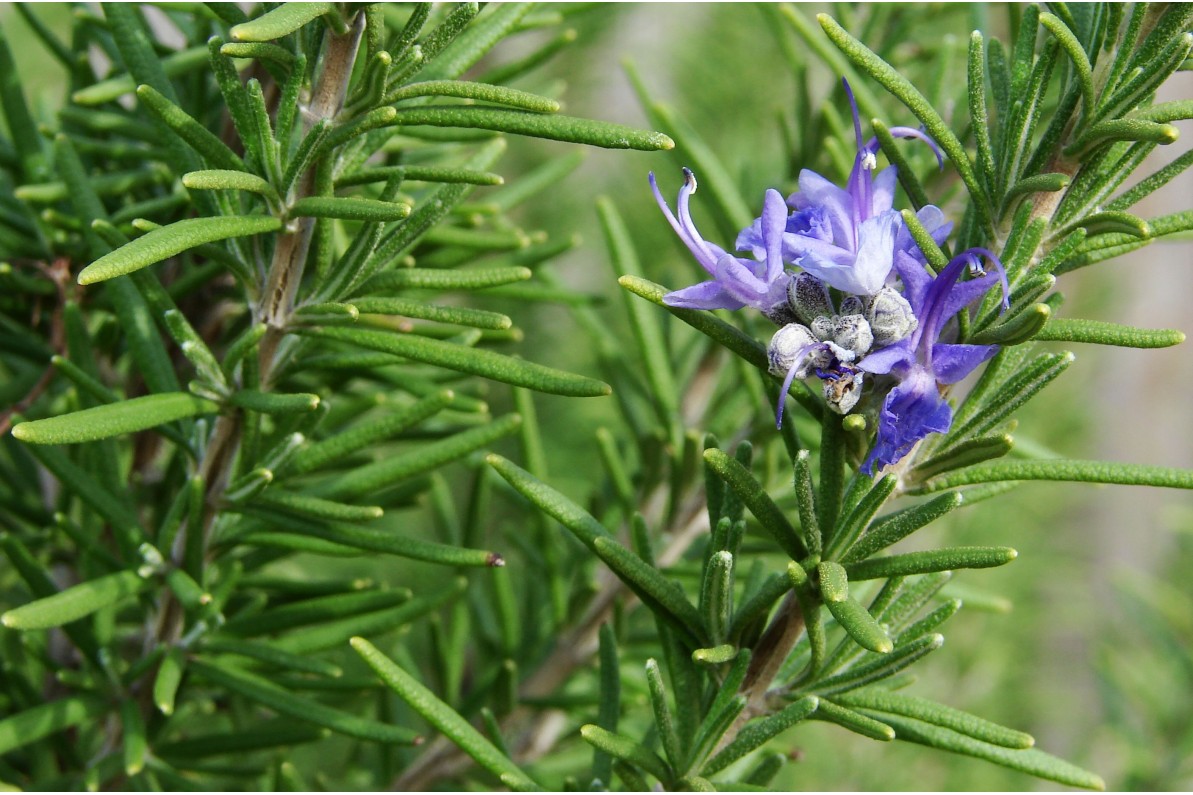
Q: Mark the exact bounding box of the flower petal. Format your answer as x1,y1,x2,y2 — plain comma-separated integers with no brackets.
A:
663,280,745,310
862,366,953,474
857,340,914,375
931,342,999,384
793,169,855,248
871,166,899,215
761,188,788,283
849,210,902,294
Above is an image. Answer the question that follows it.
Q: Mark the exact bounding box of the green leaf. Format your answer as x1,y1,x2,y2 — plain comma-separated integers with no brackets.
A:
838,689,1033,749
1064,210,1151,238
818,562,892,654
268,579,463,656
1003,172,1071,205
793,450,823,556
287,391,454,475
826,474,896,560
944,352,1074,444
389,107,674,151
645,658,683,770
702,696,819,775
915,459,1193,493
79,216,281,285
230,3,336,41
229,389,320,414
12,393,218,444
1033,318,1186,348
844,547,1017,580
2,569,147,630
155,721,328,759
0,697,107,755
812,699,895,741
351,637,541,791
72,44,210,105
581,725,671,784
305,326,610,397
1068,118,1180,156
201,638,342,678
135,84,246,171
190,659,420,744
246,510,502,568
222,587,412,637
911,435,1015,482
966,303,1052,346
351,297,511,330
324,415,521,500
813,634,945,698
120,700,148,775
486,453,613,547
1038,13,1095,121
154,647,185,715
703,449,806,560
182,170,280,203
388,79,558,112
701,551,735,645
593,537,707,647
290,197,412,222
253,490,382,522
869,712,1105,790
360,266,531,294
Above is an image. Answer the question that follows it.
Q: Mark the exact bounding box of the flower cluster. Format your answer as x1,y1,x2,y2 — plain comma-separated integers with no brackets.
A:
652,81,1007,474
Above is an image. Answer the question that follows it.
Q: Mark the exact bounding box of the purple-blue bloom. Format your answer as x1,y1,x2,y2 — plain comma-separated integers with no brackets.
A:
653,169,792,319
739,80,947,297
857,248,1009,474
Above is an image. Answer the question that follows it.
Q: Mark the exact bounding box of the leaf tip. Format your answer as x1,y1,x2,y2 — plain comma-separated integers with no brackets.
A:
487,552,505,567
0,612,16,629
9,423,30,442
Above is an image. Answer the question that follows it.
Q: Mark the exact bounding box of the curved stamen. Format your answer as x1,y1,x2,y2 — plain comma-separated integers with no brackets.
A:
961,246,1010,310
865,127,946,170
676,168,721,266
775,341,822,428
843,78,873,231
649,171,717,275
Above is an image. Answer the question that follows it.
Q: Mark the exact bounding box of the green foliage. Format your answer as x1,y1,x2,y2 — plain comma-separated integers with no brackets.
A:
0,2,1189,792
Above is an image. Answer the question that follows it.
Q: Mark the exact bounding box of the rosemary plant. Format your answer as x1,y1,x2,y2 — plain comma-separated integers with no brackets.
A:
0,2,1191,792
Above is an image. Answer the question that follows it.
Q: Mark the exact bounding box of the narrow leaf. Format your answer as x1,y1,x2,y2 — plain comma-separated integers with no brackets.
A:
839,689,1033,749
12,393,218,444
844,546,1017,580
0,697,107,755
702,696,819,775
190,659,420,744
869,712,1104,790
231,3,336,41
915,459,1193,493
703,449,806,559
79,216,281,284
1033,318,1185,348
2,569,147,630
389,107,674,151
306,326,610,397
351,637,541,791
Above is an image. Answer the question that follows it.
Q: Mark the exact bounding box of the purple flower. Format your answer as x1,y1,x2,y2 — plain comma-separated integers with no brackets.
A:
740,80,948,296
857,248,1010,474
653,169,792,319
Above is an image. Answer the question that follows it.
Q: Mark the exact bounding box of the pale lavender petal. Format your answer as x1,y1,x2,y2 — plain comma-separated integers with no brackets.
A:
714,254,770,304
893,250,933,315
735,217,765,258
857,340,914,375
850,210,902,294
795,169,855,248
871,166,899,215
781,233,853,267
931,342,999,384
761,189,787,283
663,280,744,310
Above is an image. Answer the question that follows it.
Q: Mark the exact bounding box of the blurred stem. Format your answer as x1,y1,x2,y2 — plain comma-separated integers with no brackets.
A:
713,592,806,757
156,11,365,659
258,12,365,382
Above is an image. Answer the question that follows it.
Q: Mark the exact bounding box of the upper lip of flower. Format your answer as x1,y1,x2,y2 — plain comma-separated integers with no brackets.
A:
652,170,791,313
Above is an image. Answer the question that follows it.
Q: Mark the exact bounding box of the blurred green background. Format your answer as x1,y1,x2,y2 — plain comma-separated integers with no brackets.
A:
1,3,1190,789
